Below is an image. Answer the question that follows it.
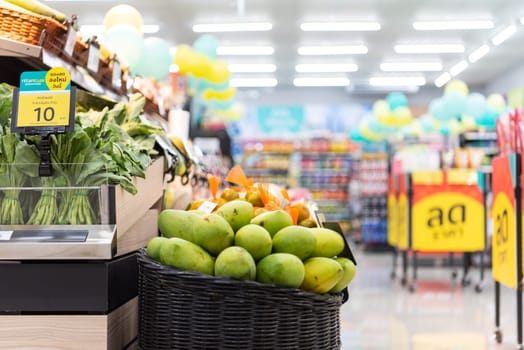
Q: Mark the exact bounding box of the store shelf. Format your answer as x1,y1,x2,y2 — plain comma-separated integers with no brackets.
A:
0,37,123,102
300,168,349,175
461,131,497,141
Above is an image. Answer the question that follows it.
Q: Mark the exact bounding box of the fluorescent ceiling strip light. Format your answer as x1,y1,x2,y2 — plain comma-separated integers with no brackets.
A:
369,76,426,86
434,72,451,88
300,22,380,31
217,46,274,55
80,24,160,34
228,64,277,73
394,44,464,54
295,63,358,73
230,78,278,87
380,62,442,72
521,16,524,25
468,44,490,63
491,25,517,46
192,22,272,32
293,77,350,87
297,45,368,55
449,60,469,76
413,20,493,30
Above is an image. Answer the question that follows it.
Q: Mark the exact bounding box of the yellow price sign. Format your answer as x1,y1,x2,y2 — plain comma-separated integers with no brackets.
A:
411,190,485,252
13,68,74,132
387,194,398,246
491,191,517,288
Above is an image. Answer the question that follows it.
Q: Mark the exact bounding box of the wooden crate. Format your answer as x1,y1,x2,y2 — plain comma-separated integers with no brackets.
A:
0,297,138,350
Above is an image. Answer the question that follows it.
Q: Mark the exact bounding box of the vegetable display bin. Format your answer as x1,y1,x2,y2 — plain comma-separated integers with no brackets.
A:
137,238,352,350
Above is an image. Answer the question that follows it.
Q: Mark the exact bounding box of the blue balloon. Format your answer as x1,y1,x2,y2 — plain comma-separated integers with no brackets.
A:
465,93,486,118
442,92,467,120
439,124,451,135
133,37,172,80
349,128,368,142
386,92,408,111
476,108,499,129
419,114,434,132
102,24,144,69
429,98,449,121
193,34,219,60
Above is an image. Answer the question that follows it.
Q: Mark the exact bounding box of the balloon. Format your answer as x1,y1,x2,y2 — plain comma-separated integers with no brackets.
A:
102,24,144,69
203,87,236,101
205,98,234,111
174,45,195,74
449,119,463,134
360,120,384,142
208,60,230,84
465,93,486,119
104,4,143,31
193,34,219,60
392,106,413,126
461,115,477,130
430,98,451,121
419,114,436,132
133,37,172,80
386,92,408,111
373,100,390,123
476,108,499,129
444,79,469,96
349,128,369,142
215,103,245,121
442,92,467,120
190,53,213,79
487,94,506,113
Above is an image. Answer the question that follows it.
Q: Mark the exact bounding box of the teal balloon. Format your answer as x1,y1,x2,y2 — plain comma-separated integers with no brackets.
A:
201,79,230,92
465,93,486,119
419,114,434,132
442,92,467,120
439,123,451,135
102,24,144,69
206,99,234,111
429,98,449,121
386,92,408,111
349,128,368,142
193,34,218,60
133,37,172,80
476,108,498,129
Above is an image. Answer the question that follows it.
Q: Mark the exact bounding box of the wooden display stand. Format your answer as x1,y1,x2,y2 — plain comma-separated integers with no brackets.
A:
0,157,165,350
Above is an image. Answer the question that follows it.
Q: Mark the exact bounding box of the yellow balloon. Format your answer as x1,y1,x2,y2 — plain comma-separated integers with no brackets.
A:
449,119,463,134
392,107,413,126
373,100,390,123
174,45,194,74
203,87,236,101
360,120,383,142
444,79,469,96
208,60,230,84
190,53,213,79
461,115,477,130
104,4,143,31
216,104,244,121
487,93,506,113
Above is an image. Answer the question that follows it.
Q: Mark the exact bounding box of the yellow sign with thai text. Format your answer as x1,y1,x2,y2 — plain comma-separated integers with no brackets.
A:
492,191,517,288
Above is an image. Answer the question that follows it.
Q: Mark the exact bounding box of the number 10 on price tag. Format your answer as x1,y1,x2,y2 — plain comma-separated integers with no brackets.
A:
11,67,75,134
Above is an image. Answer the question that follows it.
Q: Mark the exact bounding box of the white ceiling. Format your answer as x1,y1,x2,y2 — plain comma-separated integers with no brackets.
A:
47,0,524,92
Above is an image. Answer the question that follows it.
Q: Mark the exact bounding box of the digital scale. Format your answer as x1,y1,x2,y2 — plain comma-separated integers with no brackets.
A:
0,225,117,260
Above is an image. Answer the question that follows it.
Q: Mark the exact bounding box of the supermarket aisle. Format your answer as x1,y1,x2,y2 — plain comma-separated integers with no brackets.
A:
339,251,517,350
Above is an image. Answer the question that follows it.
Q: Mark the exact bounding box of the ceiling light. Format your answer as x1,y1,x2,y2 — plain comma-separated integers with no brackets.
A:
394,44,465,54
521,16,524,25
449,60,469,76
217,46,274,55
412,20,493,30
434,72,451,88
300,22,381,31
293,77,350,87
468,44,490,63
295,63,358,73
80,24,160,35
230,78,278,87
491,25,517,46
228,64,277,73
369,76,426,86
192,22,272,32
380,62,442,72
297,45,368,55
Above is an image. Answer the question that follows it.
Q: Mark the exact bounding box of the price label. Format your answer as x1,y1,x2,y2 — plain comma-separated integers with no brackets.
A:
12,68,75,133
492,191,517,288
64,27,76,57
87,43,100,73
112,59,121,89
0,231,13,241
197,201,217,214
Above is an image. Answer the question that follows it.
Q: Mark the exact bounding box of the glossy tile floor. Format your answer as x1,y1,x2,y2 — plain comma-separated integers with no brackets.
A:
340,250,520,350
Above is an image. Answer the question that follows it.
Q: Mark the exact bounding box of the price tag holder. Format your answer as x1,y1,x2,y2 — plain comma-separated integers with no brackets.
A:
87,41,100,74
112,59,121,89
64,27,77,57
11,68,75,176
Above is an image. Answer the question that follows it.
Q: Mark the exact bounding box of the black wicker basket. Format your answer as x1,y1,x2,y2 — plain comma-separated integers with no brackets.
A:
137,246,349,350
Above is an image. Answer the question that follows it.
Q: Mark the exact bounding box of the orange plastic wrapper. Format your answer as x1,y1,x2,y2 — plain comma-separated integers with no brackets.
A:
208,175,220,199
225,165,253,188
281,188,291,202
286,204,300,225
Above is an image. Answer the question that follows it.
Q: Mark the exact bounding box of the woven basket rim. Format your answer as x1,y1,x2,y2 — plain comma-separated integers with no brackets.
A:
0,5,66,26
137,248,347,305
